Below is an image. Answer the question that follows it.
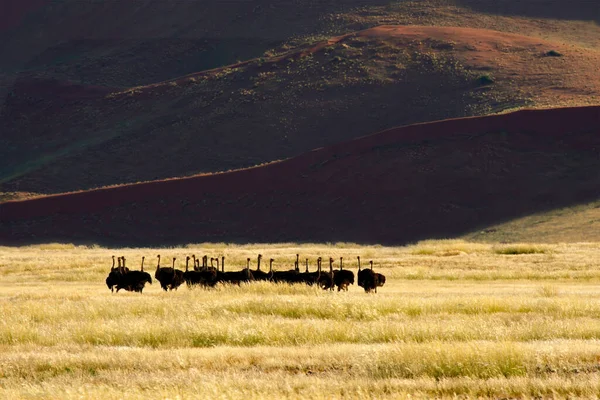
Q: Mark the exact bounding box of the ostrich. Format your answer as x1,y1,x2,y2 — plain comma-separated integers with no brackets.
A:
190,256,217,287
184,255,207,287
252,254,271,281
357,257,385,293
357,255,374,293
204,255,215,272
116,256,152,293
193,255,201,271
333,256,354,292
105,255,123,292
170,257,185,290
271,256,301,284
217,256,254,285
183,255,192,285
317,257,334,290
155,255,184,291
299,258,320,286
325,257,337,291
117,256,129,274
370,260,386,293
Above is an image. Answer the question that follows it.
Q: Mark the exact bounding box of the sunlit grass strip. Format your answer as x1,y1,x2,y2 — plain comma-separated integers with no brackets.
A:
4,375,600,400
3,341,600,379
4,288,600,347
2,341,600,399
3,242,600,398
3,241,600,283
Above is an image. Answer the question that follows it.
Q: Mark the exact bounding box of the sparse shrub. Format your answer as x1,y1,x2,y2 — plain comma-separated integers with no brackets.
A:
476,75,494,85
412,248,436,255
545,50,563,57
493,245,549,255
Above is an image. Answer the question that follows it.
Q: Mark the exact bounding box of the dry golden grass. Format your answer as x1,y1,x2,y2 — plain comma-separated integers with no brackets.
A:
2,241,600,398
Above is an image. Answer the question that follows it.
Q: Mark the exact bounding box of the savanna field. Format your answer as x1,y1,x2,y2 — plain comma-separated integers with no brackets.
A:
3,241,600,399
4,2,600,400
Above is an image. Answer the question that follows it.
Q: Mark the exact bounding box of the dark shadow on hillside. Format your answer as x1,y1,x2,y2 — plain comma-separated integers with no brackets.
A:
455,0,600,23
1,31,523,194
2,106,600,247
17,37,281,88
0,0,391,85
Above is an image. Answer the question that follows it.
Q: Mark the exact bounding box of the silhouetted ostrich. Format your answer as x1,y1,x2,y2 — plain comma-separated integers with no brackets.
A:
271,256,301,284
217,256,254,285
118,256,129,274
116,256,152,293
316,257,334,290
170,257,185,290
252,254,271,281
333,256,354,292
189,256,217,287
155,255,184,291
299,258,320,285
105,255,123,292
357,255,373,293
357,257,385,293
194,257,205,271
184,255,207,287
370,260,386,293
183,256,192,285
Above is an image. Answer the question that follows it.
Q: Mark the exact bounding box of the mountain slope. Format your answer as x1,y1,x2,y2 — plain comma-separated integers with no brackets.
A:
464,200,600,243
2,0,599,89
2,25,599,195
2,105,599,246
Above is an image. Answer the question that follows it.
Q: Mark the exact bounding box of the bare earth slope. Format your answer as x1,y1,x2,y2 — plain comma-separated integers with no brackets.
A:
2,106,599,246
2,26,599,195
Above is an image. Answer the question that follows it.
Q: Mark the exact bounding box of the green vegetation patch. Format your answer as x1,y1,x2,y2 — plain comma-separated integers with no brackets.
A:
476,74,495,85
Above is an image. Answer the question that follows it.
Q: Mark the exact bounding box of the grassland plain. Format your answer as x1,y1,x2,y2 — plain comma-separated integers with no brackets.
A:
3,241,600,399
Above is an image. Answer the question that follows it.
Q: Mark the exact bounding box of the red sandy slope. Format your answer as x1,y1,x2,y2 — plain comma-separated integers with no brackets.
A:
2,106,600,245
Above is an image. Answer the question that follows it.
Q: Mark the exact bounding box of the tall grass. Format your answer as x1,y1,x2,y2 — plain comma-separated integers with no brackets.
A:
2,241,600,398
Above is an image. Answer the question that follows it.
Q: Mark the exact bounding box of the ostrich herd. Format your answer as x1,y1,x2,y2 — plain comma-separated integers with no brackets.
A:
105,254,386,294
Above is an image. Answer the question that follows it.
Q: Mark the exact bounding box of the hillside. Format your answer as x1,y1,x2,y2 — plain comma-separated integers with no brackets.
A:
2,1,599,89
464,200,600,243
2,25,600,196
2,0,600,197
2,105,599,246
